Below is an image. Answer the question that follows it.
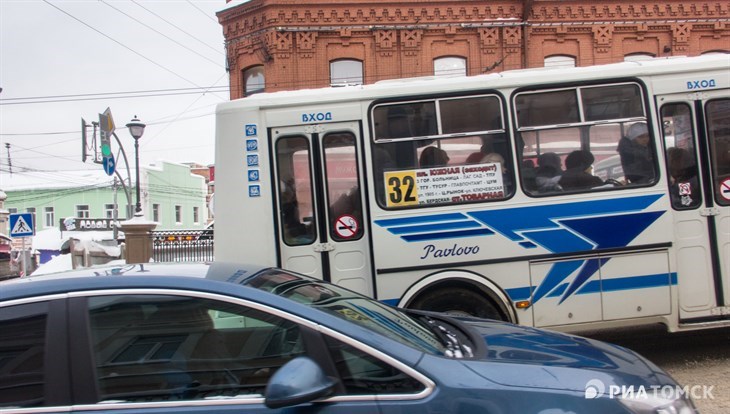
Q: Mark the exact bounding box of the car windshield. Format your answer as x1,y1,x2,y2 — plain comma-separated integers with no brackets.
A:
243,269,446,355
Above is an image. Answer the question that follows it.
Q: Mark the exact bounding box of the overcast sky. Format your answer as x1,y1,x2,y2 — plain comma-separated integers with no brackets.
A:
0,0,231,188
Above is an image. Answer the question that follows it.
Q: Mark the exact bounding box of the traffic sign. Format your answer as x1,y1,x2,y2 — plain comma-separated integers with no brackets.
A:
9,213,35,238
103,154,116,176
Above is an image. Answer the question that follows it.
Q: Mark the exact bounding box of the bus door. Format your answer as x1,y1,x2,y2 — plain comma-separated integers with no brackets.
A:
658,91,730,321
272,122,373,297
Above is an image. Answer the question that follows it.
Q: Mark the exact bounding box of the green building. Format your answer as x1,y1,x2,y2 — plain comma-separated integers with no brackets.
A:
2,160,209,232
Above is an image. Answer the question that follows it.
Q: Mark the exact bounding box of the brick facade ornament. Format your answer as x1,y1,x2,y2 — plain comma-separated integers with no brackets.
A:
479,27,499,54
593,25,613,54
217,0,730,99
375,29,396,56
672,23,691,52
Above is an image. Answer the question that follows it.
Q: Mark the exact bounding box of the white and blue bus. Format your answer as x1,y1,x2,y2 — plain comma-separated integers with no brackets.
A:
215,54,730,333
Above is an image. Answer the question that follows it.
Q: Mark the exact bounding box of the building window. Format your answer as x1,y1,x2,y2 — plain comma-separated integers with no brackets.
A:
243,65,265,96
330,59,363,86
152,204,160,222
175,205,182,224
104,204,115,219
624,53,655,62
26,207,36,214
8,208,17,214
77,205,90,218
434,56,467,77
44,207,54,228
193,206,200,224
544,55,576,68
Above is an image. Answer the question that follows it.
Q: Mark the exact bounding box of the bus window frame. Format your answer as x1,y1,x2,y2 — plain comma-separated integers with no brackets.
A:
368,92,514,210
512,80,660,198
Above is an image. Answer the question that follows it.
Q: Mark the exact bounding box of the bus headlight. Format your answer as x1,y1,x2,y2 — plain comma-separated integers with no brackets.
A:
618,391,696,414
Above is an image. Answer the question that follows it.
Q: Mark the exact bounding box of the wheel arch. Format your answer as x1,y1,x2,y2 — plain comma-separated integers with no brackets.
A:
398,270,518,323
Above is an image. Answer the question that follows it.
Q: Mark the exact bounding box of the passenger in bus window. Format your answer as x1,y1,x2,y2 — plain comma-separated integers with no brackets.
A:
667,147,701,208
535,152,563,192
420,146,450,168
480,152,513,193
280,179,311,244
618,122,655,184
559,150,604,190
386,107,412,139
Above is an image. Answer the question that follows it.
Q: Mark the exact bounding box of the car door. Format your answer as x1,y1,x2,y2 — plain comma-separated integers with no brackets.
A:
658,92,730,320
59,291,431,414
272,122,374,296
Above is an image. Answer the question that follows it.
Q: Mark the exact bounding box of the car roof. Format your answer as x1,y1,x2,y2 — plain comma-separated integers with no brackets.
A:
0,262,272,301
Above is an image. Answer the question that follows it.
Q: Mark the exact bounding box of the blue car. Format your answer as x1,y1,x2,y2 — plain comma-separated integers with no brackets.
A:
0,262,695,413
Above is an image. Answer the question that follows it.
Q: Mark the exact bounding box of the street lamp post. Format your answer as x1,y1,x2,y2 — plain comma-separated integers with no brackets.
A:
125,116,146,216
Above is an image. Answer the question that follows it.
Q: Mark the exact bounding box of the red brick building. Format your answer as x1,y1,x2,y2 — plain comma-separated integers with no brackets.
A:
217,0,730,100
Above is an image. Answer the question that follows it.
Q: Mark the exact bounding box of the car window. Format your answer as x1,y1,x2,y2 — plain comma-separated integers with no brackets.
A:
324,335,425,395
87,295,304,403
245,270,446,355
0,302,49,408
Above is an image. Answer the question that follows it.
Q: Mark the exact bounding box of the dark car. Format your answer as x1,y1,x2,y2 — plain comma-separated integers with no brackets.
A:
0,262,695,413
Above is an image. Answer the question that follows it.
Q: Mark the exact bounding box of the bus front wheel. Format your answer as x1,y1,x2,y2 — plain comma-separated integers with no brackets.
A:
409,287,506,321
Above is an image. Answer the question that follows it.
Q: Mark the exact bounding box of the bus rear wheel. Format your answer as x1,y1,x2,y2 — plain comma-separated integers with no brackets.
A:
409,287,506,321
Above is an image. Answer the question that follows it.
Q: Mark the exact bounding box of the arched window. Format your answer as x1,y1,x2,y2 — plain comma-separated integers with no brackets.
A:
624,53,655,62
330,59,363,86
243,65,265,96
544,55,576,68
434,56,466,77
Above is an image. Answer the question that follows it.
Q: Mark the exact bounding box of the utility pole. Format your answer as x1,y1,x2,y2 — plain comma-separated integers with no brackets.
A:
112,177,119,240
5,143,11,175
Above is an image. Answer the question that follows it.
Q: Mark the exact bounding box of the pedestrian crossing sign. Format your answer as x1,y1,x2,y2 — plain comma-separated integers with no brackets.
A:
9,213,35,238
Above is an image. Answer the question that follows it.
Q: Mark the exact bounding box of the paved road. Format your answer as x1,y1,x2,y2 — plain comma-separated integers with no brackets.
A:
581,325,730,414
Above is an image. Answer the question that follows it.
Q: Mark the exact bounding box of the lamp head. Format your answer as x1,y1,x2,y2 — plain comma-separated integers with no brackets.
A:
126,116,146,139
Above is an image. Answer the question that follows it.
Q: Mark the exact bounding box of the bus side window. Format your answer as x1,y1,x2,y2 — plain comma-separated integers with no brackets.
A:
661,103,702,210
276,137,316,246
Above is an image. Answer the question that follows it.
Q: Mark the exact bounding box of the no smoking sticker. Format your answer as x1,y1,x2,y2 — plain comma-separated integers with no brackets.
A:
720,178,730,201
334,215,359,239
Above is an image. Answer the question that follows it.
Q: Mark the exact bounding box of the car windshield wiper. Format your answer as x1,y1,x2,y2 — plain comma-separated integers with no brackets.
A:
421,315,474,359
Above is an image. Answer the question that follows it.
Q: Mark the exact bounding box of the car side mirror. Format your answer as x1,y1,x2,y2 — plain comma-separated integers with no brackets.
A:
264,356,337,409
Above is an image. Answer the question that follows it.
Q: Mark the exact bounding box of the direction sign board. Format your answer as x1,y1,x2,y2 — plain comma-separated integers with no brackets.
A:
9,213,35,238
103,154,116,176
99,108,116,172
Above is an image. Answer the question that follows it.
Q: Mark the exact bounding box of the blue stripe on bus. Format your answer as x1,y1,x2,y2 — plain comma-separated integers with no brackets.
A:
374,213,466,227
402,228,496,242
506,273,679,302
388,220,484,235
385,273,678,308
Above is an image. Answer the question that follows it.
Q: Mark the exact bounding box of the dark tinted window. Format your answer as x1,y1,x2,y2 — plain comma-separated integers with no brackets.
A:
88,295,304,403
0,302,49,408
324,336,425,395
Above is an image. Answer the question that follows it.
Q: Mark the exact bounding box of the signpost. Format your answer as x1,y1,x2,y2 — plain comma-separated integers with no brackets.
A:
99,108,116,176
9,213,36,277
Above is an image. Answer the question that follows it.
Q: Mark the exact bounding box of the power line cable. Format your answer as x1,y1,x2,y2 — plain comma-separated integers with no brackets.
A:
0,87,229,106
99,0,224,69
186,0,219,24
0,85,229,103
41,0,217,93
132,0,225,56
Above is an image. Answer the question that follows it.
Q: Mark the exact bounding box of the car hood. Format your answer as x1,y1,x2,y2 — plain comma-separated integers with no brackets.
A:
453,318,670,392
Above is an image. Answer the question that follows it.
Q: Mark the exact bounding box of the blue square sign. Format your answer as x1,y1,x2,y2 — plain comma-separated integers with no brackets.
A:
248,169,260,182
9,213,35,237
247,154,259,167
245,124,257,137
249,185,261,197
246,139,258,152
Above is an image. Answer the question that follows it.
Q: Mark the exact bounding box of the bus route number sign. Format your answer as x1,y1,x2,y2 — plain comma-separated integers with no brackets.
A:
385,171,419,208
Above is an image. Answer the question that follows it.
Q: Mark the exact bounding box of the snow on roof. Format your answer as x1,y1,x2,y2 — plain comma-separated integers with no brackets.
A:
32,227,118,250
0,168,115,191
